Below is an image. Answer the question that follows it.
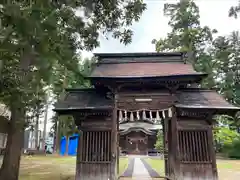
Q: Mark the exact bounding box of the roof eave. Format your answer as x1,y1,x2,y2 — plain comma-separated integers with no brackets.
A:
94,52,184,58
53,106,113,112
176,105,240,116
89,73,207,80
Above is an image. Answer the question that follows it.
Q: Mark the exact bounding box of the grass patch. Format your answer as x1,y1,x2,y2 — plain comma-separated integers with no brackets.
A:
217,159,240,171
145,158,165,175
119,157,128,176
145,158,240,180
11,156,240,180
17,155,128,180
19,156,75,180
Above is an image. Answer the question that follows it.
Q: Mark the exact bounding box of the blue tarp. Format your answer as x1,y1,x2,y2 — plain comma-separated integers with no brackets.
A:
60,134,79,156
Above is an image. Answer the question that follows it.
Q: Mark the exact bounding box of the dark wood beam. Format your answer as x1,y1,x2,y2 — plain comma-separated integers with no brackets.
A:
110,89,118,180
170,106,180,179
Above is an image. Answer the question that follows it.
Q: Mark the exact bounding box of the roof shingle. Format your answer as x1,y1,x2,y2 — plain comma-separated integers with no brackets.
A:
90,52,204,78
54,89,113,111
176,89,240,110
90,63,203,78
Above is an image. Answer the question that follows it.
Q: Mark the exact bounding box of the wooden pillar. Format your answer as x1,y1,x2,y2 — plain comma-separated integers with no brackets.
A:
166,117,171,175
117,102,120,176
162,117,168,176
208,125,218,179
75,126,83,180
110,91,118,180
170,106,180,179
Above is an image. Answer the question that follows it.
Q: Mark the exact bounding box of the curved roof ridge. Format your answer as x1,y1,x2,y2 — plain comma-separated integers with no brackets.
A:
120,127,156,135
94,52,186,65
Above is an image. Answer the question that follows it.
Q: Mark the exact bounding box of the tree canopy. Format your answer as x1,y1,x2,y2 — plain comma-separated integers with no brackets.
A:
0,1,146,180
153,0,240,158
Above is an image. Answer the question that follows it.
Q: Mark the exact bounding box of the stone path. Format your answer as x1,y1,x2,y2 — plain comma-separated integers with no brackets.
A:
125,157,151,180
132,157,151,178
121,156,163,180
122,157,135,177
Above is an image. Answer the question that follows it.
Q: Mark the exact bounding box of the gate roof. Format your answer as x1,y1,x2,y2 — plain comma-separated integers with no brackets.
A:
54,88,240,114
90,52,206,79
175,89,240,110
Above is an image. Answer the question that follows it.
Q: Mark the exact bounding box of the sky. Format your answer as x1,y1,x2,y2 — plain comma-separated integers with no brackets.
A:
39,0,240,133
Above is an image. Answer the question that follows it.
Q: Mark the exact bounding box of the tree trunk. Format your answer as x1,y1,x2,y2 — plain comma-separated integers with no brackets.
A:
0,50,35,180
0,48,35,180
64,135,69,156
53,68,67,154
0,107,25,180
42,102,49,150
53,119,58,153
35,109,40,149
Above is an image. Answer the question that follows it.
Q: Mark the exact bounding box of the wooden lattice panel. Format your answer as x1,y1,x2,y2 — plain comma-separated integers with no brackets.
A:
81,131,111,162
178,130,211,163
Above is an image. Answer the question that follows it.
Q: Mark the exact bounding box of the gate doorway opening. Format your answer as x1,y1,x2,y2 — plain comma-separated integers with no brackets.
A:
117,107,172,178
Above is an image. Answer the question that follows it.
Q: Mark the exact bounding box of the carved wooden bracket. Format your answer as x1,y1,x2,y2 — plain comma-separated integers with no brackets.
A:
165,82,180,93
178,109,214,119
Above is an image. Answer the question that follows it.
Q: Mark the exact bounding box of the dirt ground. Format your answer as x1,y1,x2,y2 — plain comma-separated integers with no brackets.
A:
217,159,240,180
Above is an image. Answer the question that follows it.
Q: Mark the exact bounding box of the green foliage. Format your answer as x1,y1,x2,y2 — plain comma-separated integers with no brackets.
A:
229,1,240,18
0,0,146,109
152,0,216,61
80,57,98,77
153,0,240,103
58,115,78,137
0,1,147,177
152,0,217,90
224,138,240,159
0,0,147,135
215,127,239,146
211,32,240,106
155,130,164,151
214,115,240,154
153,1,240,158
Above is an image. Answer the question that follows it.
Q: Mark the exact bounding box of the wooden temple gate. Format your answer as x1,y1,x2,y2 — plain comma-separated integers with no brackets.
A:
54,52,240,180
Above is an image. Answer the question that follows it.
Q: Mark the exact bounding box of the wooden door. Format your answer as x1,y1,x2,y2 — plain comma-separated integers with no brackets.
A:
138,138,147,155
177,128,217,179
76,130,112,180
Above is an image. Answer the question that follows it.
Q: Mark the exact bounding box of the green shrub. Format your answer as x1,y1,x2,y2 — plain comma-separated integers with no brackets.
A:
222,137,240,159
155,130,164,151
